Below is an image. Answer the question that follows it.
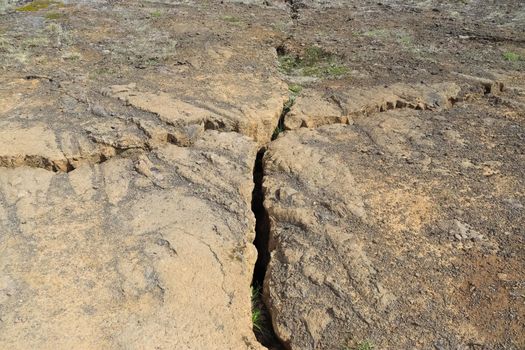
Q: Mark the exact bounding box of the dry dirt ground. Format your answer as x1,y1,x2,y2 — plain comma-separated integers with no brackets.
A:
0,0,524,349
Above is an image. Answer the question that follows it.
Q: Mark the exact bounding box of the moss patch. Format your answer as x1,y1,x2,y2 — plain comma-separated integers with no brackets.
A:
16,0,63,12
45,11,62,19
278,46,348,78
288,83,303,94
150,10,162,18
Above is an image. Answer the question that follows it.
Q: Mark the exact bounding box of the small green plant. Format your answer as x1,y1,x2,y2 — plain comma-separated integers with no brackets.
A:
503,51,521,62
278,46,348,78
251,285,263,332
342,339,375,350
16,0,63,12
277,54,296,74
150,10,162,18
252,308,262,331
324,64,349,76
302,46,331,65
44,11,62,19
288,84,303,94
356,340,375,350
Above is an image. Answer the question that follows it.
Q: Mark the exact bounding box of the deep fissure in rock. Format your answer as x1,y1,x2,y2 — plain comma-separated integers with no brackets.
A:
252,149,269,285
251,148,285,349
272,97,295,140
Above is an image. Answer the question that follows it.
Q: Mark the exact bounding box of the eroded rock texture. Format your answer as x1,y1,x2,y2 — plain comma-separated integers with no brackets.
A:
0,2,286,345
263,95,525,349
1,0,524,349
285,82,461,130
0,126,264,349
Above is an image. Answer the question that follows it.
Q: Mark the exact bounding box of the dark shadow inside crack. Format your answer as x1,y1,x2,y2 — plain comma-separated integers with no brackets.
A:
252,148,270,285
251,148,285,350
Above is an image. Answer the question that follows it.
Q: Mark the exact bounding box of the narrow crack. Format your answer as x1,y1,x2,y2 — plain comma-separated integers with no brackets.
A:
0,155,74,173
0,145,137,173
251,148,269,286
272,95,296,140
250,148,285,349
247,78,495,349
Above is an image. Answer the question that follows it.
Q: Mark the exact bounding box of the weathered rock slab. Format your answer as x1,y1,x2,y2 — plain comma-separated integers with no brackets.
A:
263,98,525,349
285,82,461,130
0,130,263,350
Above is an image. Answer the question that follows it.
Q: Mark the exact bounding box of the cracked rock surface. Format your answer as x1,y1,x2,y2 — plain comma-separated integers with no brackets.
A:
0,1,287,348
0,130,263,349
263,94,525,349
1,0,524,349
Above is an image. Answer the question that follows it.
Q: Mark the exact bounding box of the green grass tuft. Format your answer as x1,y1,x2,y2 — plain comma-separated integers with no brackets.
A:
252,308,262,331
251,285,263,332
503,51,521,62
324,64,349,76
